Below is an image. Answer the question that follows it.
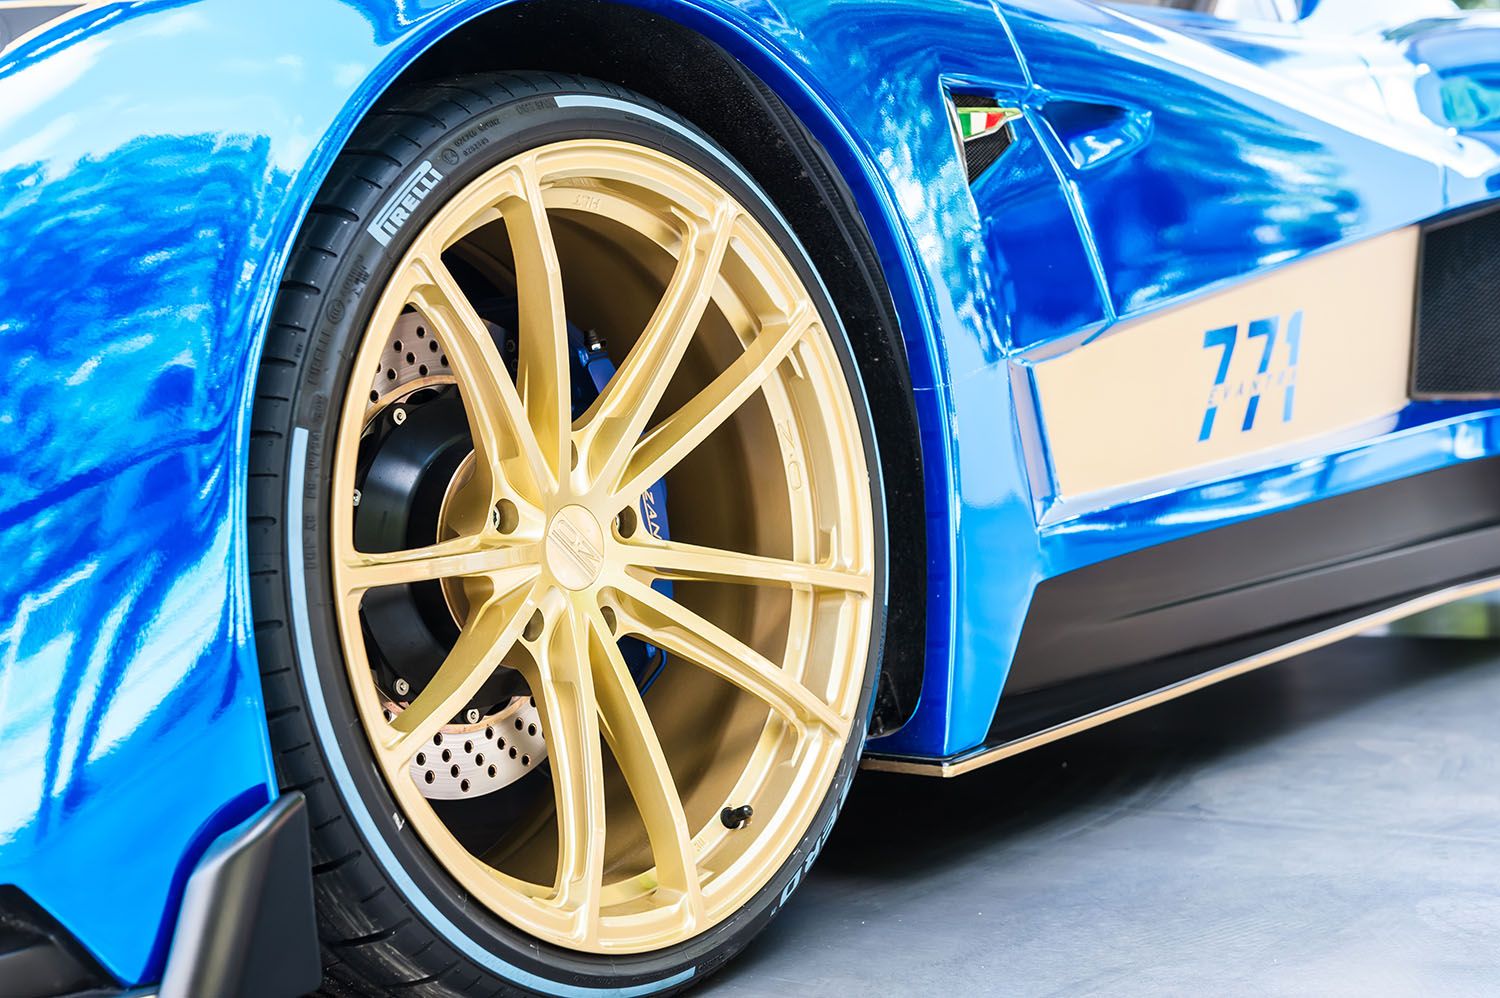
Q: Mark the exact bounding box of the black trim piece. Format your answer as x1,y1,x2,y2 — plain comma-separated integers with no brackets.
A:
158,793,320,998
1411,198,1500,399
988,575,1492,747
861,578,1500,775
0,887,113,998
993,457,1500,742
951,93,1015,182
962,128,1014,183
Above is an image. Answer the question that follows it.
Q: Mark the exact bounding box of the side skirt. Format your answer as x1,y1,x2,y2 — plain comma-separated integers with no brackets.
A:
862,572,1500,777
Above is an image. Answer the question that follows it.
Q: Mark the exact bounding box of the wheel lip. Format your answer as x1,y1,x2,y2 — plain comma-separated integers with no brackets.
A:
325,136,878,954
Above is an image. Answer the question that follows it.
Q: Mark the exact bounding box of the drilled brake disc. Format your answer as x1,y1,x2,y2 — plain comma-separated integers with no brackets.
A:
366,311,547,800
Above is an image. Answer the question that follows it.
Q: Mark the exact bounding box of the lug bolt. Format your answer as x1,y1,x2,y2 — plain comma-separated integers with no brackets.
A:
466,708,481,724
394,677,410,697
491,499,518,534
392,406,407,425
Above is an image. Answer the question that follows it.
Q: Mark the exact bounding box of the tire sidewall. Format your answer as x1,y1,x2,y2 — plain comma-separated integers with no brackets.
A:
279,82,888,994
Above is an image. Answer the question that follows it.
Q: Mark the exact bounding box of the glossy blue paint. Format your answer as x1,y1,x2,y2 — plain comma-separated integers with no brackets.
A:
1403,15,1500,133
971,110,1112,354
5,0,1500,985
0,0,1011,977
1378,12,1500,201
999,0,1448,322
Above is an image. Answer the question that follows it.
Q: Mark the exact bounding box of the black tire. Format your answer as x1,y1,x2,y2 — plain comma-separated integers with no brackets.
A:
248,72,887,997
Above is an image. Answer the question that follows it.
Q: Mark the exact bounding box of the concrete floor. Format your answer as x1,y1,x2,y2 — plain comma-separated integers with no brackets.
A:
700,636,1500,998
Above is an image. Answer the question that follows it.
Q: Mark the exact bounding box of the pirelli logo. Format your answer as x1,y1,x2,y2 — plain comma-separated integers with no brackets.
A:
366,161,444,246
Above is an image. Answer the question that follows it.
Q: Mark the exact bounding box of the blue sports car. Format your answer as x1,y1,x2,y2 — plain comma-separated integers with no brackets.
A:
3,0,1500,994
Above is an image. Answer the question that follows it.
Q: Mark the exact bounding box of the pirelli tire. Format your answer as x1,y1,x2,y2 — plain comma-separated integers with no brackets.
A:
248,72,888,997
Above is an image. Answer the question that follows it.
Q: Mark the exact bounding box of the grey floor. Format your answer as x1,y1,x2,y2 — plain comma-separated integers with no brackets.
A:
700,636,1500,998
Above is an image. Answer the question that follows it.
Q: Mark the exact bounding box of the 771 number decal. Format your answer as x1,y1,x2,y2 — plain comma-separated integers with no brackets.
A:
1199,310,1303,442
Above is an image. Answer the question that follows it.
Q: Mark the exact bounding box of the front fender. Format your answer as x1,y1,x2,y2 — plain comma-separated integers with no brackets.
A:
0,0,1045,981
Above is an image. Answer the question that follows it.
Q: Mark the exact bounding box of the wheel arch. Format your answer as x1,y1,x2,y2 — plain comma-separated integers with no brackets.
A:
354,0,938,736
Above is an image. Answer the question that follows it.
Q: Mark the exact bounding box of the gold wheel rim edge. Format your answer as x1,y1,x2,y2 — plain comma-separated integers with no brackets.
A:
327,139,876,953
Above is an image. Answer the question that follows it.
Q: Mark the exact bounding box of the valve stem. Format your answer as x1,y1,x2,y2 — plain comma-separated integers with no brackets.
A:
720,804,754,830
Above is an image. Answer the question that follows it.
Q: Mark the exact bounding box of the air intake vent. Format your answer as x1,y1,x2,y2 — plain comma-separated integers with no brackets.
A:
950,94,1017,183
1412,201,1500,399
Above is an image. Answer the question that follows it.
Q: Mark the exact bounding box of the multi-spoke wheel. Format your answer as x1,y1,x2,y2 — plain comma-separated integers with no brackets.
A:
250,74,887,996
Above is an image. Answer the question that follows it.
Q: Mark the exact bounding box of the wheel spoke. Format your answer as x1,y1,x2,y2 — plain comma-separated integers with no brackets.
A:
406,249,552,501
615,307,814,502
577,210,736,492
500,160,571,485
621,537,871,596
611,576,844,737
585,606,705,920
380,581,537,765
521,600,607,943
340,536,540,596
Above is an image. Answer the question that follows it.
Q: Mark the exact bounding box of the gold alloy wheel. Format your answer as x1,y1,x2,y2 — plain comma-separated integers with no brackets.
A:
327,140,876,953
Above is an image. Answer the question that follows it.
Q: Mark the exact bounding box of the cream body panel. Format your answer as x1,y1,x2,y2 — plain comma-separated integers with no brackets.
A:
1033,228,1418,500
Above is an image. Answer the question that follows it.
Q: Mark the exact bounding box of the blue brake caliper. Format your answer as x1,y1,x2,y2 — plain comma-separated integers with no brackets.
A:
483,302,672,690
571,326,672,692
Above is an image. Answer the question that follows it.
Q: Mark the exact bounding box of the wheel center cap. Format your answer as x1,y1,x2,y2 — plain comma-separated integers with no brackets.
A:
545,505,606,590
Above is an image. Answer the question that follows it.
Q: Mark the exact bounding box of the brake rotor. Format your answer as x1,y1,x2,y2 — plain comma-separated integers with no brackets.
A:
362,310,547,799
364,310,454,413
383,697,548,800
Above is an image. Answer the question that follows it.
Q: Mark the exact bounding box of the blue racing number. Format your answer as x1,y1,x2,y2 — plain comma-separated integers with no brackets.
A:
1199,310,1302,442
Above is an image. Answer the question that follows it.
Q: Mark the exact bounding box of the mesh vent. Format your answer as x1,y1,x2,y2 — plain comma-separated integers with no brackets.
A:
1412,202,1500,399
952,93,1016,183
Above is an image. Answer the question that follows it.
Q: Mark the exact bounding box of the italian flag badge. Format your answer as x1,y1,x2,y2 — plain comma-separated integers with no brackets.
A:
958,106,1023,142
